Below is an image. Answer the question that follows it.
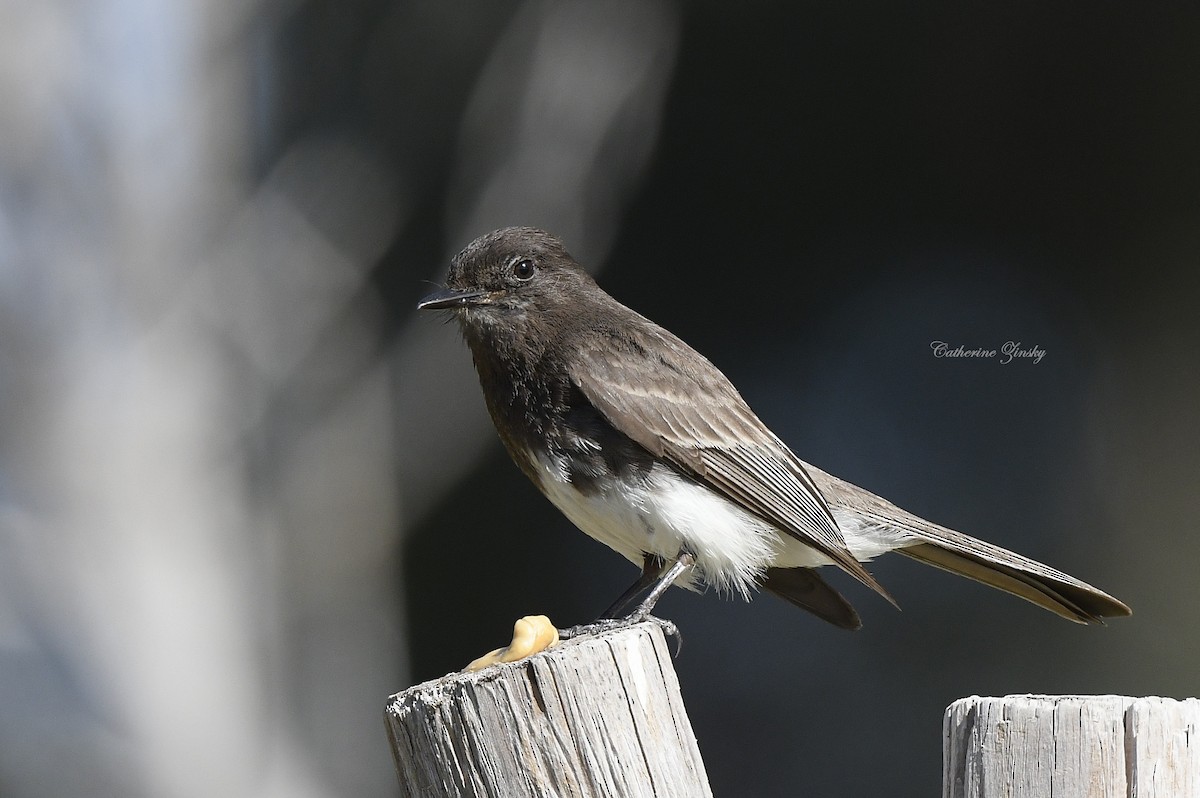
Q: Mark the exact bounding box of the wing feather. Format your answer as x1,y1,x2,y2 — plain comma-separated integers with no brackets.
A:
569,327,893,602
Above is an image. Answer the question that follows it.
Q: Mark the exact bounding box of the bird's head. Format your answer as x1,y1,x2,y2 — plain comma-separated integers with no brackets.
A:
418,227,594,323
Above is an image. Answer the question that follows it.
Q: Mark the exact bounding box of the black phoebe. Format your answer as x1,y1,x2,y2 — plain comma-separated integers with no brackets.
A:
419,227,1130,631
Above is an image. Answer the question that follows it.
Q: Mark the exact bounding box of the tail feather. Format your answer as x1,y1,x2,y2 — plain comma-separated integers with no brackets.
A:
896,542,1126,624
801,461,1131,624
762,567,862,630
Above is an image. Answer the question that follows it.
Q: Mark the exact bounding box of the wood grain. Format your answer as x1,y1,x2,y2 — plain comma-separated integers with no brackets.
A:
386,621,712,798
944,694,1200,798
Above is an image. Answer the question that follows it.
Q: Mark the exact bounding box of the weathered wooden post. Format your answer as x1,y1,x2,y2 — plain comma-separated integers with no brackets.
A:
944,694,1200,798
385,621,712,798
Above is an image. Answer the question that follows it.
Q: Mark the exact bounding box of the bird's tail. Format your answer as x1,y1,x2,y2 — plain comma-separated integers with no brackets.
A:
895,537,1129,624
803,462,1131,624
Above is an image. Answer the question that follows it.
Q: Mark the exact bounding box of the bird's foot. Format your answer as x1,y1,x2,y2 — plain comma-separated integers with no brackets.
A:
556,618,626,639
557,613,681,653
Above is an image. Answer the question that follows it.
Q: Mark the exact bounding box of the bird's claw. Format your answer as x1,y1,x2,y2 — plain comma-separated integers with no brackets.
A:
557,614,682,655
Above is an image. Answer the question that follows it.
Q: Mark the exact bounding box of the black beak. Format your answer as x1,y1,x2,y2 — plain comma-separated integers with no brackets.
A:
417,287,491,310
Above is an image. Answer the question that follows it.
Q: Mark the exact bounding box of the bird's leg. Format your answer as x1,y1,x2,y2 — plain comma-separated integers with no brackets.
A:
599,553,666,619
559,551,695,642
627,551,694,622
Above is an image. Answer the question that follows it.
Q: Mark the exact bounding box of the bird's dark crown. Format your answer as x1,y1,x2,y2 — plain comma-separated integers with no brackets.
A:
446,227,594,310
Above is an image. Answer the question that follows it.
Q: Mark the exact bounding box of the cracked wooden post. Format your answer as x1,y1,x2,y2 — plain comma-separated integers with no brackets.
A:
385,621,712,798
943,694,1200,798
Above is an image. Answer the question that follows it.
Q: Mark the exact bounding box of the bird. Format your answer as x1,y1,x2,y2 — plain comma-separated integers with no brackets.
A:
418,226,1131,631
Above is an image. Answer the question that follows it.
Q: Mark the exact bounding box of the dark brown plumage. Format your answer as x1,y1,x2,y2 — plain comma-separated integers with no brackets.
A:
419,227,1131,628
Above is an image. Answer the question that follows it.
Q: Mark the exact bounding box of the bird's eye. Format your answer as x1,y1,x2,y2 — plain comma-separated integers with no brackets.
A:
512,258,535,280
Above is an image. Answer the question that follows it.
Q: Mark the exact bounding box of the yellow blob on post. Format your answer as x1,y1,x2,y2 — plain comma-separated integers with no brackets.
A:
465,615,560,672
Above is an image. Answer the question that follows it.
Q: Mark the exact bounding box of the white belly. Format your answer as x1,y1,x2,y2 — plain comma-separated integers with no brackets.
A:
528,450,909,600
529,450,786,598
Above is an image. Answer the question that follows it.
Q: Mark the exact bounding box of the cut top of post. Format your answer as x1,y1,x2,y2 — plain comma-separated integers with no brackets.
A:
386,621,713,798
944,694,1200,798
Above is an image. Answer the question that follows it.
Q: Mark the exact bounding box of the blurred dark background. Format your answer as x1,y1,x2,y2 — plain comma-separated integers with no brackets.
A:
2,2,1197,797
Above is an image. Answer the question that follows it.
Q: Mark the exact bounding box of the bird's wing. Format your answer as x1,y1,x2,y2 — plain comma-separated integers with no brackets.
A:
569,327,893,602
